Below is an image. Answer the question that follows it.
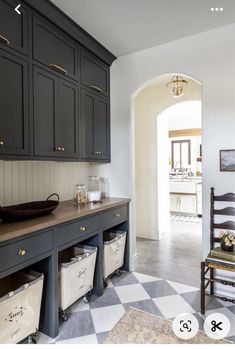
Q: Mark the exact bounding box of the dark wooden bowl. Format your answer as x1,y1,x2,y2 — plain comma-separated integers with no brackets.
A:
0,194,59,222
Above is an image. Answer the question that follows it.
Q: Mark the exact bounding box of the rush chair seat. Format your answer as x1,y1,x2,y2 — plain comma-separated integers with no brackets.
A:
201,187,235,315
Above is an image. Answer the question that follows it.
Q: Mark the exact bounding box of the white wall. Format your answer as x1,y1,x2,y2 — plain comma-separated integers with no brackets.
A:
92,23,235,270
168,101,202,130
0,161,90,206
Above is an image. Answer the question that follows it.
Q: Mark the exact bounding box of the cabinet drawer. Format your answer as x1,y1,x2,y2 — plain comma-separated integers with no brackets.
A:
55,215,100,247
102,206,128,229
0,0,28,56
81,50,109,97
0,231,53,273
33,16,78,80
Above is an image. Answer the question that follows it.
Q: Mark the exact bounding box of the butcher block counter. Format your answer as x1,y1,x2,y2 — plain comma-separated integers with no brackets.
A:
0,197,130,338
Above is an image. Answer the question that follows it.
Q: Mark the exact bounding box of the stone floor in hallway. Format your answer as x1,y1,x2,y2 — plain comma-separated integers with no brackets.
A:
36,271,235,344
135,220,202,287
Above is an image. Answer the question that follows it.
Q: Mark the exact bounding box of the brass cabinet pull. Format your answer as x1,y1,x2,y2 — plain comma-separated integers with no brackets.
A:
95,151,102,155
0,140,4,146
0,34,10,46
80,226,86,232
18,249,26,256
115,213,121,218
49,63,68,76
89,85,103,93
55,146,62,152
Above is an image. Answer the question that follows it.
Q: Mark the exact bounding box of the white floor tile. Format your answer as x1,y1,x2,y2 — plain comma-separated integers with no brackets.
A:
56,334,98,344
167,280,199,294
36,332,55,344
153,294,195,318
67,298,90,313
115,283,151,303
91,304,125,333
133,272,161,283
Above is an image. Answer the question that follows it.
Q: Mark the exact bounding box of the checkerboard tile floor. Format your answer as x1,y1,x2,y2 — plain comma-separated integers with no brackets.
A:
36,271,235,344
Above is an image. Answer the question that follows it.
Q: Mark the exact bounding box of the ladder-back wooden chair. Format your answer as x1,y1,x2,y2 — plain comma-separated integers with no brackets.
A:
201,187,235,314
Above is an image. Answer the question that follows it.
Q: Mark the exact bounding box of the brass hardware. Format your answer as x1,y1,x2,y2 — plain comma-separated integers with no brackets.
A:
115,213,121,218
55,146,62,152
49,63,68,76
18,249,26,256
61,147,65,152
0,34,10,46
80,226,86,232
95,151,102,155
89,85,103,93
0,140,4,146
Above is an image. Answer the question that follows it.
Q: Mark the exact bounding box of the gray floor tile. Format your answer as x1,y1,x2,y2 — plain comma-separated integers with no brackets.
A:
123,299,164,318
142,280,177,298
110,271,139,286
226,336,235,343
96,331,109,344
56,310,95,341
181,291,223,313
227,305,235,315
89,287,121,309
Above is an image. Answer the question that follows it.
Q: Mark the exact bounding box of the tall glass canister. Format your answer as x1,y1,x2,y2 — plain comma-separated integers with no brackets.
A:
73,184,87,206
87,176,101,202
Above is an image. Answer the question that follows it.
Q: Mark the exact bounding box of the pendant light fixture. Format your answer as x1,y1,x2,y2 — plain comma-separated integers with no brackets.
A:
167,75,188,98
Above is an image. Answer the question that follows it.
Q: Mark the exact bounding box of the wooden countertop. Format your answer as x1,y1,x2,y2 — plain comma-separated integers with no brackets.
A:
0,198,130,244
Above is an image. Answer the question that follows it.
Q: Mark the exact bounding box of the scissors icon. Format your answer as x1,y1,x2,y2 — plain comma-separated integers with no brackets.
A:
211,320,223,332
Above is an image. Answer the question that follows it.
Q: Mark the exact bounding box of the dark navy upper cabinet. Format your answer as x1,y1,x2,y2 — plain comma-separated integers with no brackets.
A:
0,49,29,155
33,66,78,159
33,15,79,81
81,50,110,98
81,89,110,162
0,0,29,56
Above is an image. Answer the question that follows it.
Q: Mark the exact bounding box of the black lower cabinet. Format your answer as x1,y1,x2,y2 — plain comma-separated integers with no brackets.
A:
81,88,110,162
33,66,78,159
0,49,29,156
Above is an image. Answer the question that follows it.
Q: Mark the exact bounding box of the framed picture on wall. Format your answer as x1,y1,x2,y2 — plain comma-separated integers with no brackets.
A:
220,149,235,171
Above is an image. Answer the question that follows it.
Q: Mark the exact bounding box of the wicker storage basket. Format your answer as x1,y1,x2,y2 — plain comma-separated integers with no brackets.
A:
103,231,127,279
58,244,97,311
0,271,44,344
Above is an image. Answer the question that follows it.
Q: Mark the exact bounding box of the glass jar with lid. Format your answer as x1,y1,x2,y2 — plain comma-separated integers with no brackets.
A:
87,176,101,202
73,184,87,206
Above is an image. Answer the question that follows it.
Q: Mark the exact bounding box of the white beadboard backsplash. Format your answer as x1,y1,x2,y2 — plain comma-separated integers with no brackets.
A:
0,161,90,206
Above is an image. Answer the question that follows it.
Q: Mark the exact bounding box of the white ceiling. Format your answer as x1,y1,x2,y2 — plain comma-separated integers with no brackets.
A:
50,0,235,56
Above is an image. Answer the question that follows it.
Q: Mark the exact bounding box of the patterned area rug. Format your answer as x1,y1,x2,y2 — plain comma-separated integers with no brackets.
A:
104,307,229,344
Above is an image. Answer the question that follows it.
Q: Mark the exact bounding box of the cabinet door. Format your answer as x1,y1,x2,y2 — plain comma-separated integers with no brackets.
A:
33,66,59,158
180,195,197,214
81,89,95,159
57,79,78,158
33,16,78,80
0,49,29,155
0,0,28,55
94,97,110,161
81,50,109,97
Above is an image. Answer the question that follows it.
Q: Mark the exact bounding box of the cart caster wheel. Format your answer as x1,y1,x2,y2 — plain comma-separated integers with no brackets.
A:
116,270,121,277
61,311,68,321
83,295,89,304
27,335,37,344
104,280,108,288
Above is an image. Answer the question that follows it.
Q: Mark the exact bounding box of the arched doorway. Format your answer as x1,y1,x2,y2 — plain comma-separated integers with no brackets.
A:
131,73,202,286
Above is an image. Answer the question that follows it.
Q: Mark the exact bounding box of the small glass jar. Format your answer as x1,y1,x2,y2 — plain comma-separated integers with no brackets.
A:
73,184,87,206
87,176,101,202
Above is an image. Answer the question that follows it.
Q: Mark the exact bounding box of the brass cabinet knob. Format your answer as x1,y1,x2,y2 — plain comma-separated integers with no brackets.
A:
95,151,102,155
61,147,65,152
0,140,4,146
80,226,86,232
55,146,61,152
115,213,121,218
18,249,26,256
